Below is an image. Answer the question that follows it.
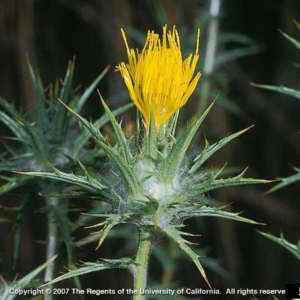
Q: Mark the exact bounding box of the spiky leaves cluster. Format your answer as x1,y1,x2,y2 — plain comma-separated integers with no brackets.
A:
0,60,132,272
0,60,132,195
25,98,267,285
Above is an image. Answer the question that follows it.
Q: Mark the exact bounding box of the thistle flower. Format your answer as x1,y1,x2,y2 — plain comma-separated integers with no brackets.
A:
117,25,201,127
21,27,268,294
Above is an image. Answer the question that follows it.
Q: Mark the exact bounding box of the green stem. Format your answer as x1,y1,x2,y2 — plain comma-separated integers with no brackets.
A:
161,241,177,285
44,197,59,300
199,0,221,113
133,227,153,300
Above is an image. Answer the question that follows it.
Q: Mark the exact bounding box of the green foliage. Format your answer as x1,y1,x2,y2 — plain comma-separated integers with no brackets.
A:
40,258,136,288
267,166,300,193
21,97,268,287
254,24,300,266
0,256,57,300
0,60,103,194
251,83,300,100
0,60,132,283
258,231,300,261
278,28,300,50
254,26,300,193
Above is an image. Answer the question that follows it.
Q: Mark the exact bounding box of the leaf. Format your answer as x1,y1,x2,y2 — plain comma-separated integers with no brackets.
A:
18,169,107,196
72,66,110,112
52,202,74,266
0,256,57,300
99,142,141,194
57,98,105,142
0,98,21,117
145,110,158,161
167,110,180,137
259,231,300,261
65,100,140,195
75,232,102,248
59,59,75,102
50,199,83,293
72,102,133,156
177,205,261,225
266,167,300,193
0,177,29,196
279,29,300,50
189,126,253,174
89,214,123,249
161,101,215,183
0,160,20,172
186,169,269,197
251,83,300,100
162,225,211,288
13,194,33,267
51,60,75,141
27,59,49,131
100,96,132,163
0,111,28,140
40,258,135,287
21,119,50,165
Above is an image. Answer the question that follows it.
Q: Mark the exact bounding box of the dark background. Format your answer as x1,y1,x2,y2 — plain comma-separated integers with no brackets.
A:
1,0,300,299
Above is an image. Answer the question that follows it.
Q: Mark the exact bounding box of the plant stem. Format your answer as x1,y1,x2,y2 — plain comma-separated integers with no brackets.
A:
161,241,177,285
133,227,153,300
199,0,221,113
44,197,59,300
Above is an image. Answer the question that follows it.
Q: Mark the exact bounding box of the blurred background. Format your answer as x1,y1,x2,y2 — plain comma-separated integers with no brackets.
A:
1,0,300,299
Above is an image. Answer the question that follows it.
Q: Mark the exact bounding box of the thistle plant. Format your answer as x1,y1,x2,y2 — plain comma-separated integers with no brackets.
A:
0,60,131,295
23,25,267,297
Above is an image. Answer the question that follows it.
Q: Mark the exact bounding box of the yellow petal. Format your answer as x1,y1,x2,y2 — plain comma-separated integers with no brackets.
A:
116,25,201,127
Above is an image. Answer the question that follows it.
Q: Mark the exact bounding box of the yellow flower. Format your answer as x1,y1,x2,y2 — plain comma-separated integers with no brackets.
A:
117,25,201,127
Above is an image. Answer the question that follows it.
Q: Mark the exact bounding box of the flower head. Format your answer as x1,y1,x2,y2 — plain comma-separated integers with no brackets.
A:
117,25,201,127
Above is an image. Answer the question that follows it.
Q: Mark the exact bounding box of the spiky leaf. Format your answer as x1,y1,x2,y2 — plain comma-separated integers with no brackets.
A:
40,258,135,287
100,96,132,163
0,111,28,140
18,169,107,196
186,169,269,197
267,167,300,193
175,204,261,225
86,214,123,249
259,231,300,261
0,256,57,300
161,101,214,183
72,103,133,156
27,60,48,131
279,29,300,50
252,83,300,100
189,126,253,174
162,225,211,287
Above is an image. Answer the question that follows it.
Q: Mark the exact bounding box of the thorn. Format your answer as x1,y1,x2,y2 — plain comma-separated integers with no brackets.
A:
51,166,60,175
